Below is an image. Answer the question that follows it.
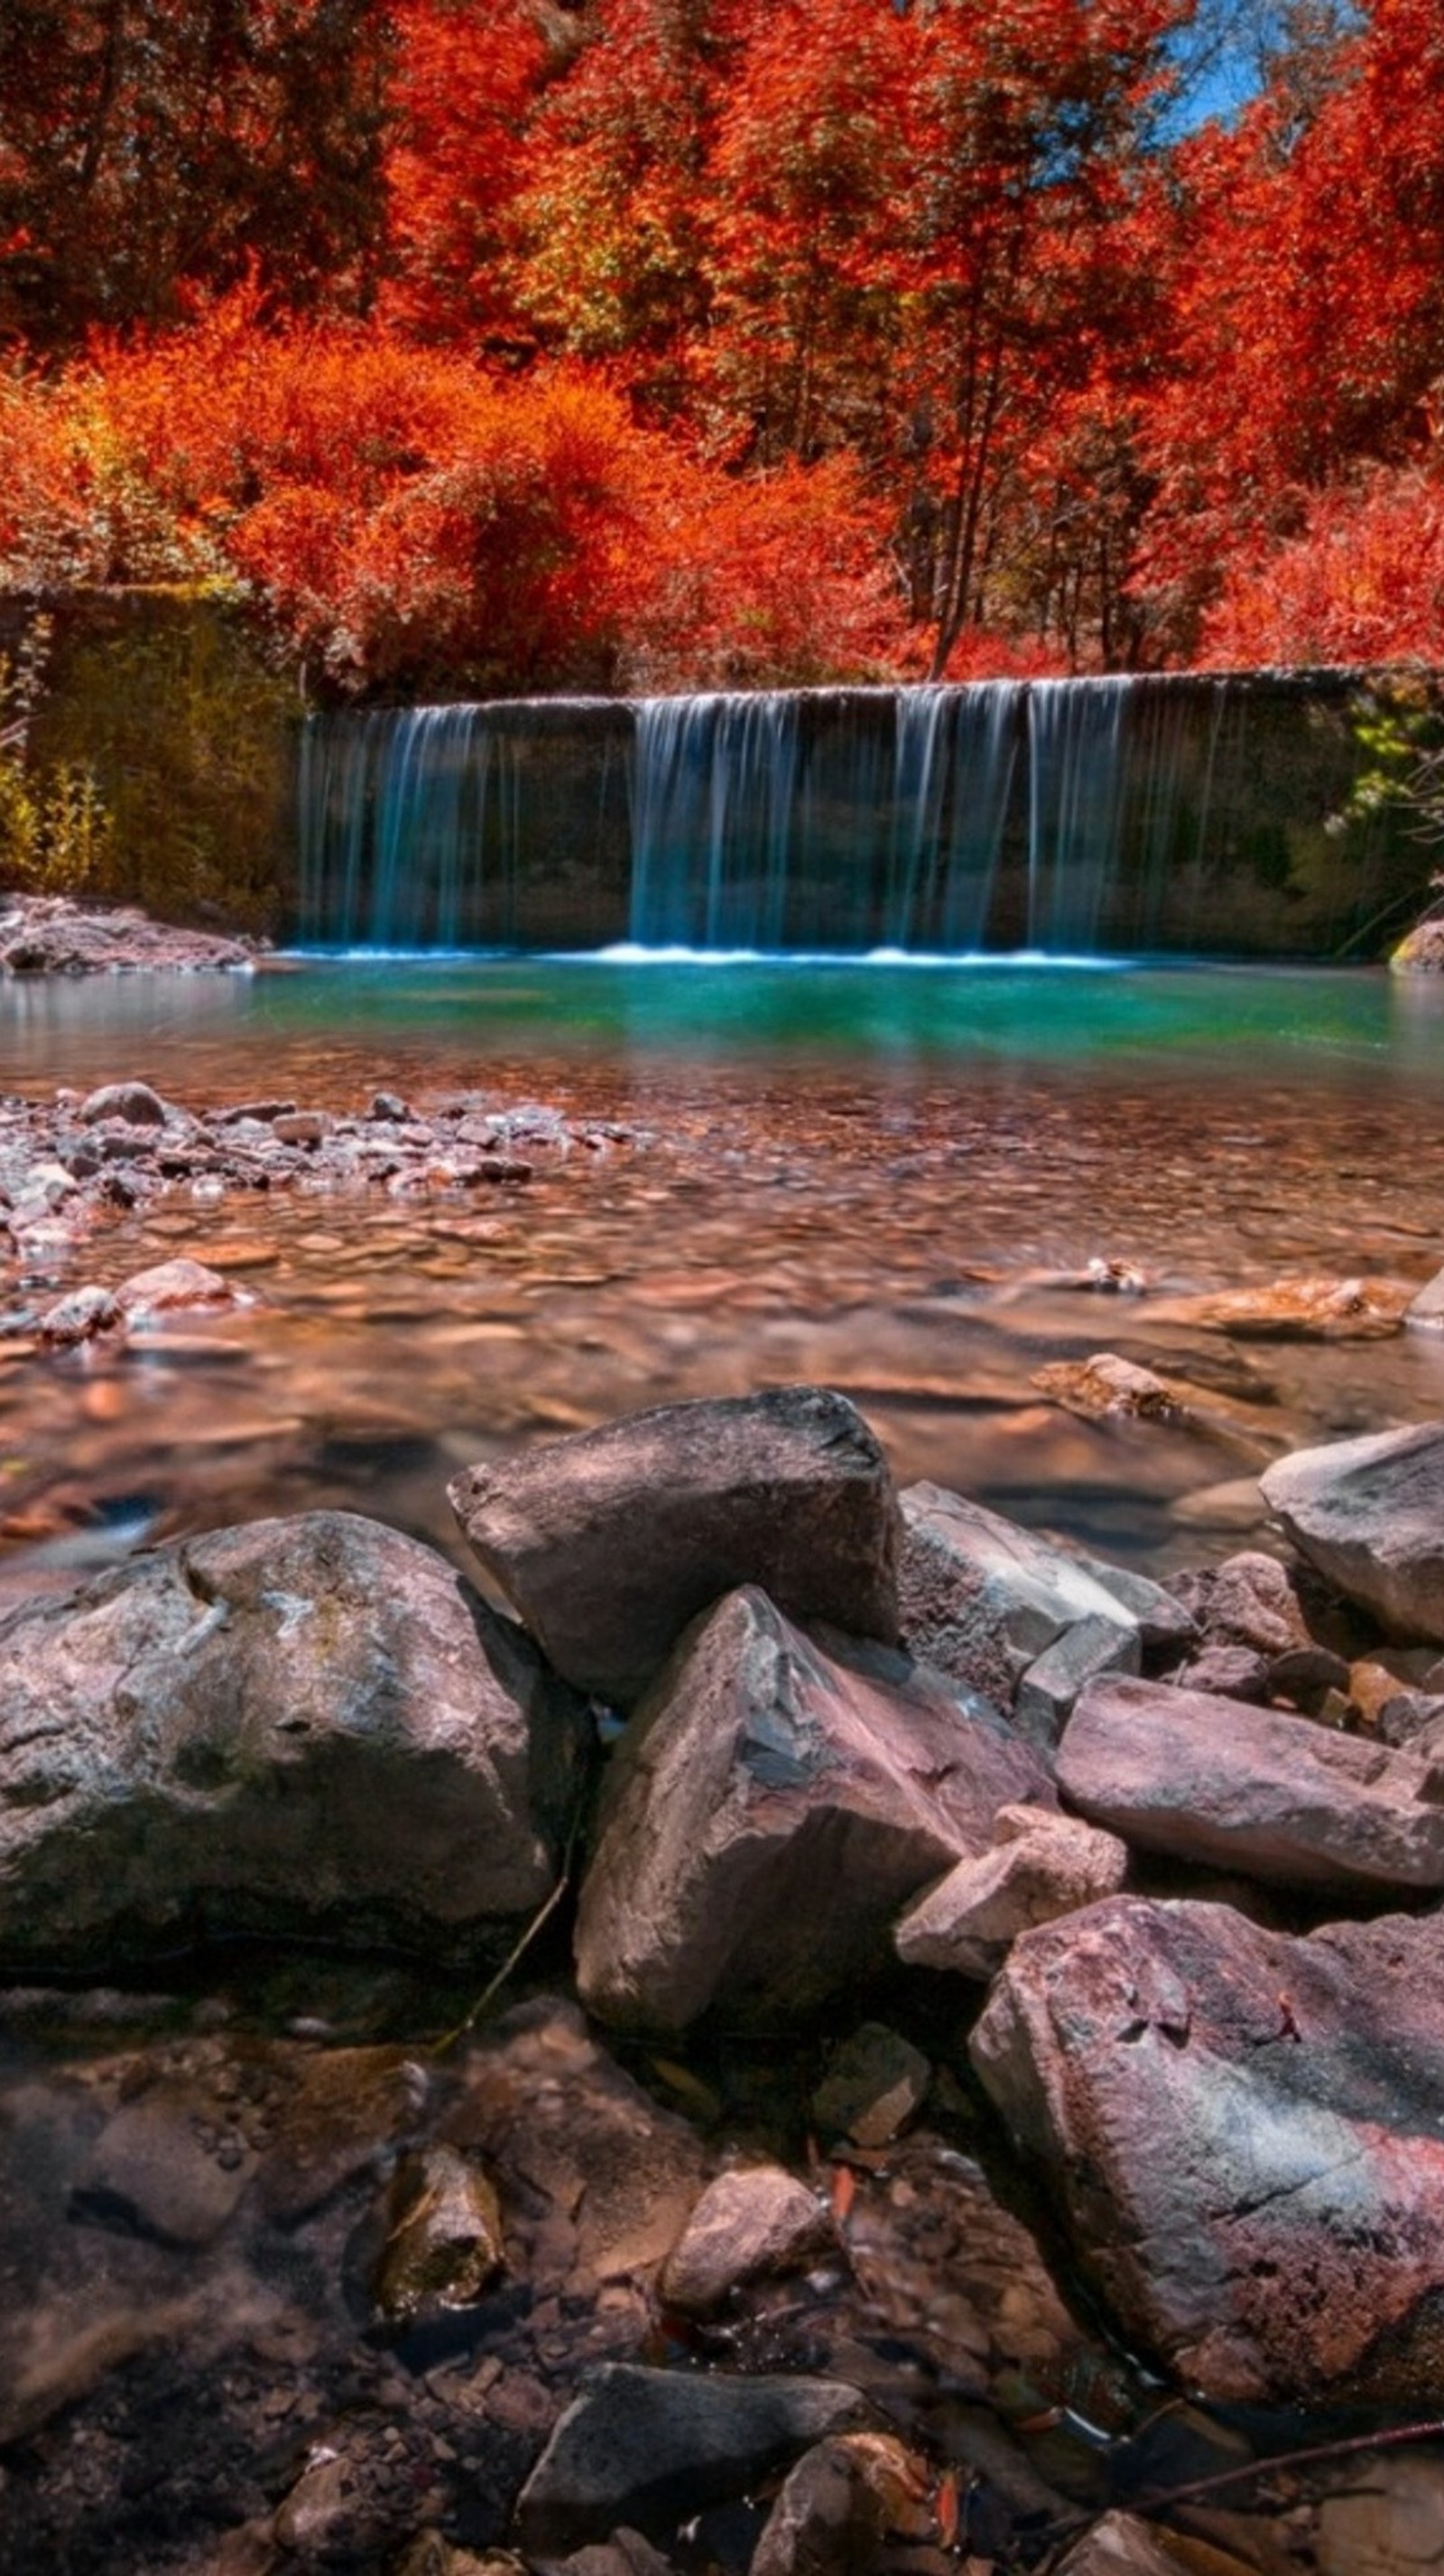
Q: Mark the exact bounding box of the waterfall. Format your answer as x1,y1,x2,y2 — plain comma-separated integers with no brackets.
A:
628,683,1025,953
1026,678,1131,952
631,693,801,949
295,672,1380,959
297,697,627,950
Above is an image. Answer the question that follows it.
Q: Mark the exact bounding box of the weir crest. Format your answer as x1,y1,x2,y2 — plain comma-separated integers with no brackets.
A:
295,673,1412,958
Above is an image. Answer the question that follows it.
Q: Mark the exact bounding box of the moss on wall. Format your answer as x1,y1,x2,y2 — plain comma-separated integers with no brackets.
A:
1,588,298,934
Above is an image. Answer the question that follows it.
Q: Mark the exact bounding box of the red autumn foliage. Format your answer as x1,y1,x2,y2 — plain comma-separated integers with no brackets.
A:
4,293,899,691
1200,465,1444,671
5,0,1444,682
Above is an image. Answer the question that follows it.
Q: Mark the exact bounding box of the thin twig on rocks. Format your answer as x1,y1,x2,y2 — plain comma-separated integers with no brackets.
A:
1038,2411,1444,2555
428,1791,587,2059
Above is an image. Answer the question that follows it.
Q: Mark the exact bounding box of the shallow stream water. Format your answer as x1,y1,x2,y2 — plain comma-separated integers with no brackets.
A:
4,955,1444,1600
5,954,1444,2570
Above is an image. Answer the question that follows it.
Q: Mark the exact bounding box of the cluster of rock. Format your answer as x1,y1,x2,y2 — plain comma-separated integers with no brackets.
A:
8,1384,1444,2569
0,892,258,975
0,1077,639,1283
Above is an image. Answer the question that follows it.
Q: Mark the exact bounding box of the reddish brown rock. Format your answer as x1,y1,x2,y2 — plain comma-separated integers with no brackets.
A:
1057,1674,1444,1893
116,1257,250,1320
749,2432,933,2576
971,1895,1444,2405
442,1997,708,2288
575,1585,1052,2029
896,1805,1129,1978
1167,1549,1312,1659
1160,1277,1411,1339
810,2022,930,2146
658,2166,834,2315
1053,2513,1215,2576
449,1385,902,1705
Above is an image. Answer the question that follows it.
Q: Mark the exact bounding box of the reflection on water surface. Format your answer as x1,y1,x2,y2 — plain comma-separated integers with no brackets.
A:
5,958,1444,1598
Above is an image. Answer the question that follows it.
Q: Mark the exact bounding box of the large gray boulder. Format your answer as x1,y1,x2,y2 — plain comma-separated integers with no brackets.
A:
0,1511,587,1967
1056,1674,1444,1893
449,1385,902,1704
575,1585,1052,2029
898,1483,1190,1710
971,1896,1444,2406
1261,1423,1444,1643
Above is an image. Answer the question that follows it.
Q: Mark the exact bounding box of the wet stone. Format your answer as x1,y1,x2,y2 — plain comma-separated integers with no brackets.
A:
1315,2450,1444,2576
515,2363,874,2555
810,2023,931,2148
75,2080,258,2246
658,2165,835,2317
749,2431,934,2576
1053,2511,1210,2575
78,1080,169,1126
374,2145,504,2329
37,1283,125,1347
116,1256,248,1319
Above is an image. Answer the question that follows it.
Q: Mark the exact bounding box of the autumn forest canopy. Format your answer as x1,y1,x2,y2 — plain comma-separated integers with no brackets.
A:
3,0,1443,697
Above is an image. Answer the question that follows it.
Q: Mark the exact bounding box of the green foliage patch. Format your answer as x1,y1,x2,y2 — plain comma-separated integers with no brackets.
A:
4,589,298,932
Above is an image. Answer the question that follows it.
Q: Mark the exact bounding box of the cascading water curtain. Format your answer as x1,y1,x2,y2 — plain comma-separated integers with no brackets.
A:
630,693,801,950
294,676,1346,959
298,706,489,948
1026,678,1132,953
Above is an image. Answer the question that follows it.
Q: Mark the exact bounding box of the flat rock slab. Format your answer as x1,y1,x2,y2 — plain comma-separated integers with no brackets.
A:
1261,1422,1444,1644
971,1895,1444,2405
0,1510,587,1967
443,1997,709,2287
449,1385,902,1705
516,2362,873,2553
1155,1277,1411,1339
576,1584,1053,2029
1057,1674,1444,1892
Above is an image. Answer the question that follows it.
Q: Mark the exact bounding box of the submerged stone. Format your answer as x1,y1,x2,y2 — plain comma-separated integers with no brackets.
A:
373,2145,504,2328
515,2363,873,2554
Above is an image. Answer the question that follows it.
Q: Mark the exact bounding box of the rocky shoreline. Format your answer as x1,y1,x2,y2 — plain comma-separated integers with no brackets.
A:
0,893,259,976
0,1075,640,1320
4,1380,1444,2574
2,903,1440,2571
